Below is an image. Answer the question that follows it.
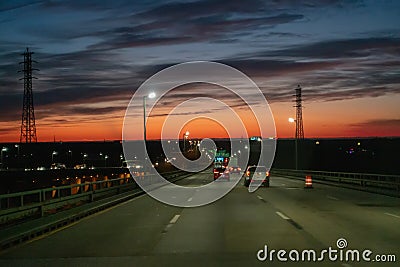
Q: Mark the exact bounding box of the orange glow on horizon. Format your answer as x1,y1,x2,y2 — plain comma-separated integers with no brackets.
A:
1,94,399,142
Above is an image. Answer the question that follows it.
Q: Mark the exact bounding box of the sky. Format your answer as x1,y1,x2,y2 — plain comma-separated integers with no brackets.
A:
0,0,399,141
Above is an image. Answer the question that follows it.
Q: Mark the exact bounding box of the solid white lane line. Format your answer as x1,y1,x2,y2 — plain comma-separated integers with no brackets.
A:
169,214,181,224
276,211,290,220
257,195,263,200
384,212,400,219
187,197,193,202
327,195,339,200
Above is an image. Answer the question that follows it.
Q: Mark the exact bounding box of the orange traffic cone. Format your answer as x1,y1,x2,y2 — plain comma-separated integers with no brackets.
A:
304,175,313,189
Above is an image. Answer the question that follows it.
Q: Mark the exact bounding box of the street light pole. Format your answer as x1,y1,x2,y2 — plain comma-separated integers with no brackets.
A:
143,92,156,173
183,131,189,152
15,144,20,158
295,137,298,170
288,118,298,170
1,147,8,169
52,151,58,163
143,92,156,144
68,150,72,167
83,153,88,165
143,95,147,144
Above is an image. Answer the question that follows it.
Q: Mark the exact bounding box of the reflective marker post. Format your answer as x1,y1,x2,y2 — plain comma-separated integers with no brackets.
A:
305,175,313,189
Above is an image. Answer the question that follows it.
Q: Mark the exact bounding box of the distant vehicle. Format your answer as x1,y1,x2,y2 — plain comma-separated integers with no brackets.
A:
36,166,46,171
74,164,87,169
218,168,230,181
213,149,230,180
244,166,270,187
122,160,144,176
51,163,66,170
214,164,230,181
213,162,226,180
229,166,241,174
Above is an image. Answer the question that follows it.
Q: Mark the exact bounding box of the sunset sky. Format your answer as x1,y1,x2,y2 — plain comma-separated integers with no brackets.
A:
0,0,399,142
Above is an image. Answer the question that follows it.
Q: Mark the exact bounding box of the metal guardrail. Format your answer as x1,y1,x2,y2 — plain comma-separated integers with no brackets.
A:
0,170,184,225
272,169,400,197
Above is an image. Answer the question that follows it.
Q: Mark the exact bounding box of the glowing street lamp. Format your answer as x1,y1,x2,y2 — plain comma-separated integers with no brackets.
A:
183,130,190,152
52,151,58,163
104,155,109,167
1,147,8,168
15,144,20,158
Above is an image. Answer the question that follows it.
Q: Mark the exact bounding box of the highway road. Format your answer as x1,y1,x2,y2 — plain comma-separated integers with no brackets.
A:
0,170,399,266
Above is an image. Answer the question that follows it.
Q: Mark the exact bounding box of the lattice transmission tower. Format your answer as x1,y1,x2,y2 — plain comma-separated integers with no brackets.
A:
19,47,38,143
294,84,304,139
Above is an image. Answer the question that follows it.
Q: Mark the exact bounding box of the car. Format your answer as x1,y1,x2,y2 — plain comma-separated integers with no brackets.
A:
213,166,226,180
219,169,230,181
229,166,241,174
213,161,230,181
243,166,270,187
74,164,87,169
51,163,66,169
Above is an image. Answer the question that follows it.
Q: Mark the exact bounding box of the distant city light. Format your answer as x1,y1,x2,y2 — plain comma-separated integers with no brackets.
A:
288,118,295,123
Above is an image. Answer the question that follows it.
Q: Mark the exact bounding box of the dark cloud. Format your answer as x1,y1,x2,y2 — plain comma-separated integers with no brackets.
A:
0,1,41,12
90,13,304,50
362,119,400,127
0,0,399,139
350,119,400,129
259,37,400,59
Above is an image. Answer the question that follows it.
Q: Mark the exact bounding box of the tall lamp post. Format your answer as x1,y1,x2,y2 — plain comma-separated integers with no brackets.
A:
68,150,72,168
1,147,8,169
143,92,156,144
183,131,189,152
288,118,298,170
15,144,20,158
143,92,156,173
83,153,88,165
51,151,58,163
104,155,108,167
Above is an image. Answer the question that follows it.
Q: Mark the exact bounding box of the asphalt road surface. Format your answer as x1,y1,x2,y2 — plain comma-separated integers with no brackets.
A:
1,170,399,266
